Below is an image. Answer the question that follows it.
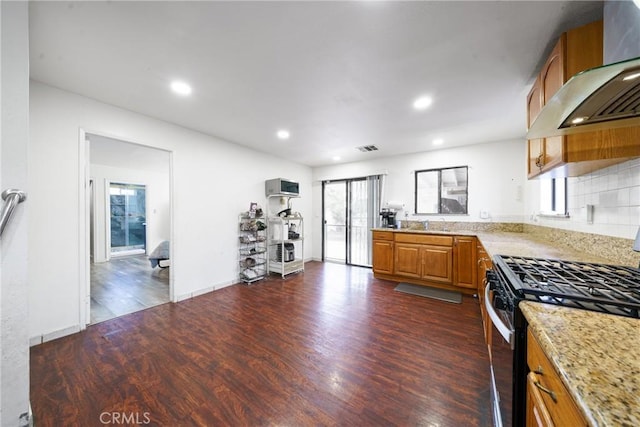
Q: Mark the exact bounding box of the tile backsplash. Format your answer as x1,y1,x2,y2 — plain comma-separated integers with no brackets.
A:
535,158,640,239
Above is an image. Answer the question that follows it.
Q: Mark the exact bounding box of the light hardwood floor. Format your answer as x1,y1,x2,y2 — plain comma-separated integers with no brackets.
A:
33,261,491,426
90,255,170,324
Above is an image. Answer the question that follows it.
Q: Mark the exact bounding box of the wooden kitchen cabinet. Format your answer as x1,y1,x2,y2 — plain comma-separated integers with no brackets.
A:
535,36,566,176
372,230,477,294
394,243,422,278
477,242,492,346
372,231,394,275
453,236,476,289
526,372,554,427
526,329,588,427
422,245,454,284
527,76,544,178
394,243,453,284
394,233,453,284
524,20,640,179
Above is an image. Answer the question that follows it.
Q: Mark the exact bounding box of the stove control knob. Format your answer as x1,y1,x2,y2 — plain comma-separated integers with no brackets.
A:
494,295,506,310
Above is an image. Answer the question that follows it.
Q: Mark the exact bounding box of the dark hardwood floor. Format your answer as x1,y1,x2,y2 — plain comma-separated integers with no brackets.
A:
31,261,491,426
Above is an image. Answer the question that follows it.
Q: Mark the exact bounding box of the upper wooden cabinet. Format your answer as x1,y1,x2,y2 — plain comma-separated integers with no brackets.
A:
526,20,640,178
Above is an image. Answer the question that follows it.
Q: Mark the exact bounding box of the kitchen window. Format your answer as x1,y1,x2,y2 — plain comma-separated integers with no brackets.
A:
540,177,568,216
414,166,468,215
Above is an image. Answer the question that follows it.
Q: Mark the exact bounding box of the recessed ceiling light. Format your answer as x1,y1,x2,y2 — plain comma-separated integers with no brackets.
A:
277,130,290,140
432,138,444,145
413,96,433,110
332,156,341,161
170,80,192,96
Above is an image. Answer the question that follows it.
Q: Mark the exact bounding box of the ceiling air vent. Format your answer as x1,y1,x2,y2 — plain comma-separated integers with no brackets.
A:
356,145,379,152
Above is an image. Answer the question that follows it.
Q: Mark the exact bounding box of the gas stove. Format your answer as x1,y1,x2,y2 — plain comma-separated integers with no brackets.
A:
486,255,640,427
493,255,640,318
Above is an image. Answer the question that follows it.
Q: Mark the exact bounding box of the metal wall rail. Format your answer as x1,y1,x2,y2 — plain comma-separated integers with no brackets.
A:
0,189,26,237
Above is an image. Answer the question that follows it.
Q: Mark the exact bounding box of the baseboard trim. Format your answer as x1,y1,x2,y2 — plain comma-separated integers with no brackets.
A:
30,324,81,347
175,279,234,302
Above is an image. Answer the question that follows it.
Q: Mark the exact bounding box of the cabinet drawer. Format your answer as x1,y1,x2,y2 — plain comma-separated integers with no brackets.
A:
372,230,394,241
527,329,587,426
394,233,453,246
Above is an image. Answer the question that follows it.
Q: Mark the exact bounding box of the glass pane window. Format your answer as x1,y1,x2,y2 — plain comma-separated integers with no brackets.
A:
415,166,468,215
540,178,567,215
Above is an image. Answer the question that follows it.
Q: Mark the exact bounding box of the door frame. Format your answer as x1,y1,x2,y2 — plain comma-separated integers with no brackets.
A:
78,128,175,328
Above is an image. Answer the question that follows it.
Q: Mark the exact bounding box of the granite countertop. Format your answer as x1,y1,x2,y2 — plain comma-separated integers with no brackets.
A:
372,227,476,237
372,228,618,264
475,231,617,264
520,302,640,427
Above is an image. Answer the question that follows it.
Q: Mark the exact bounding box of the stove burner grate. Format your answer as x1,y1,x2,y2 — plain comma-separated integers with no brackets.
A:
495,255,640,318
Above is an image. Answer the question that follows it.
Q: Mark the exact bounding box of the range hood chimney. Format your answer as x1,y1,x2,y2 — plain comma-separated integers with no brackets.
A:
526,56,640,139
527,1,640,139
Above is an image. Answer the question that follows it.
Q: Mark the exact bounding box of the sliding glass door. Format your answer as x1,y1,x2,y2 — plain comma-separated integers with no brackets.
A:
323,176,381,267
323,181,347,263
110,182,146,254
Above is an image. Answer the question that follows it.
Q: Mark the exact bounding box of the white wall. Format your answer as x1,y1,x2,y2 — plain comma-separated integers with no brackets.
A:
525,158,640,239
29,81,312,343
0,1,31,424
604,0,640,64
311,139,527,259
90,163,170,262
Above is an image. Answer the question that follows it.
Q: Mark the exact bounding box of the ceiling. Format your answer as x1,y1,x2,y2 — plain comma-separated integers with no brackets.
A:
29,1,603,167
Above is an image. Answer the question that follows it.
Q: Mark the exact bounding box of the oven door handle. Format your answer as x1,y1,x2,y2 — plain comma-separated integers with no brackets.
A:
484,284,514,350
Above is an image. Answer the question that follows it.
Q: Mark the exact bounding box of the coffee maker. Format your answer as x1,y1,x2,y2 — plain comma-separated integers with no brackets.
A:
379,208,397,228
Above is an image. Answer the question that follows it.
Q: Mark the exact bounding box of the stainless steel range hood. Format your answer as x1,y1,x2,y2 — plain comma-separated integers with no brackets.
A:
527,56,640,139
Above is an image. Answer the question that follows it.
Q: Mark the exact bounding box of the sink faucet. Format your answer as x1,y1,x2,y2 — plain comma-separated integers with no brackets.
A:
440,217,448,231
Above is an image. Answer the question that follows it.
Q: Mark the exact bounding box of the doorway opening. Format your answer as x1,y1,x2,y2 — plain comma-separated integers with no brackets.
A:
85,133,172,325
322,175,381,267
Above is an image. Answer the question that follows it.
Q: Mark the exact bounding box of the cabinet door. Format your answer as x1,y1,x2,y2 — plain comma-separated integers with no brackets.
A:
541,37,565,103
394,243,422,278
528,139,544,178
527,330,588,427
372,240,394,275
540,36,567,172
421,245,453,284
542,136,567,172
454,236,476,289
527,372,555,427
527,76,544,178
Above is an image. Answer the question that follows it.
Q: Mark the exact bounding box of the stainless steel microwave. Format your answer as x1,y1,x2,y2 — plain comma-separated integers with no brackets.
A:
265,178,300,197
